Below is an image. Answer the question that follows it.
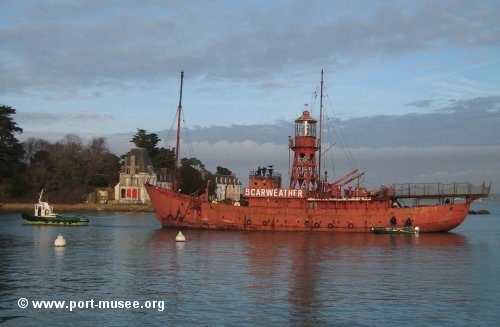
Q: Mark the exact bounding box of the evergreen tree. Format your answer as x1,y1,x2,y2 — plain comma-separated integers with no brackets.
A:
131,129,160,159
154,147,175,170
178,157,215,196
129,128,175,170
216,166,232,175
0,105,25,199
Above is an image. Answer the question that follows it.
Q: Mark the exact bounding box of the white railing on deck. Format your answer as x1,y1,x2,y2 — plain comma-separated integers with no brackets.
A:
392,182,491,198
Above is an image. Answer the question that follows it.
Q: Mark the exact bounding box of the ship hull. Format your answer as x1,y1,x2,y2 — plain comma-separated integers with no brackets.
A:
21,212,89,226
145,185,471,233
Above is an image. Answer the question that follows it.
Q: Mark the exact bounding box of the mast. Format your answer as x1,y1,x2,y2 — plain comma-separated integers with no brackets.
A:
173,71,184,192
39,188,44,203
318,69,324,192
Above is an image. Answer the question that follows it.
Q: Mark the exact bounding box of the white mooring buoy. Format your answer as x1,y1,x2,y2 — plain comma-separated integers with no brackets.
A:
54,234,67,247
175,231,186,242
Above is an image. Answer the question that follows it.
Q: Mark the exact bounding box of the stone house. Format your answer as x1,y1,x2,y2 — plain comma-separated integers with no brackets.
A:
114,148,156,204
215,173,241,202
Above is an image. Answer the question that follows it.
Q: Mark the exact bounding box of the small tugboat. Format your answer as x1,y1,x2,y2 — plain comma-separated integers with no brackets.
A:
21,190,89,226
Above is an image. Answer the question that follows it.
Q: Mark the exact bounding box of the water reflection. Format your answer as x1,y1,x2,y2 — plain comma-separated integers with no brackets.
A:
137,230,437,325
54,247,65,258
5,209,498,326
241,231,469,325
175,242,185,251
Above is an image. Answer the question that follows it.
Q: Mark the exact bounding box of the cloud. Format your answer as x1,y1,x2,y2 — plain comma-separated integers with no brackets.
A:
16,111,115,124
406,100,434,108
335,145,499,189
256,82,290,90
156,95,500,149
1,0,499,95
442,95,500,114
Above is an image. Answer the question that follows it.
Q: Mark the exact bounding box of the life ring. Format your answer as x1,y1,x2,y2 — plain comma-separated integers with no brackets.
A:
179,216,184,223
262,220,268,226
328,223,333,229
246,219,252,225
348,223,354,229
313,222,320,228
304,221,310,227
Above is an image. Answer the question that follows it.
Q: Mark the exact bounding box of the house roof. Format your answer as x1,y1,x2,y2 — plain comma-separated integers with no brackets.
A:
123,148,153,173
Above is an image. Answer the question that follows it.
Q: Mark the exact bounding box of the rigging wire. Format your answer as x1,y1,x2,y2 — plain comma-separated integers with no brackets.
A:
309,84,319,115
324,113,336,180
311,81,329,178
323,88,358,171
163,111,178,150
181,109,196,159
312,80,338,180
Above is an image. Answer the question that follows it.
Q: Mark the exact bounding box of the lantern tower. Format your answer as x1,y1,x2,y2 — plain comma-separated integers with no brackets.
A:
289,109,318,191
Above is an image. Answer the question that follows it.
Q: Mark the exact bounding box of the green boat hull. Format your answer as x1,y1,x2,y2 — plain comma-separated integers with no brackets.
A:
21,212,89,226
372,226,418,235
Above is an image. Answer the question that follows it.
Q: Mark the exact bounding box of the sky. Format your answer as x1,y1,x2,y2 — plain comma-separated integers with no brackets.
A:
2,0,500,192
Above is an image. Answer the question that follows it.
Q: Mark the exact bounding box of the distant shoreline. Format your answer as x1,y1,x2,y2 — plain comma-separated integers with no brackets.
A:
0,203,155,213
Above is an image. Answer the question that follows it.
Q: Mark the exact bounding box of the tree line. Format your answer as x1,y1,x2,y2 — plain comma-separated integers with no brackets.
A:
1,105,228,203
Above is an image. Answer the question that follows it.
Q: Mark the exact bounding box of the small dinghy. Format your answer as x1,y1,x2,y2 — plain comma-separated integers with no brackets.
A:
372,226,419,235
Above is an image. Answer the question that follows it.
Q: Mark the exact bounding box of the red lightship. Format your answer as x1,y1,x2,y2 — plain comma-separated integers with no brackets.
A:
146,71,490,233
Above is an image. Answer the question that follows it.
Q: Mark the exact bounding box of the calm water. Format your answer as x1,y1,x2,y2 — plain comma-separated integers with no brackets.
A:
1,201,499,326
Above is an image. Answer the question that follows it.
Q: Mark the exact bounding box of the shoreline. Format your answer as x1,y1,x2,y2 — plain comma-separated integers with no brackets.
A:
0,203,155,213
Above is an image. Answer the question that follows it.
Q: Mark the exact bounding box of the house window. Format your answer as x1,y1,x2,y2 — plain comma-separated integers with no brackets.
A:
121,189,126,199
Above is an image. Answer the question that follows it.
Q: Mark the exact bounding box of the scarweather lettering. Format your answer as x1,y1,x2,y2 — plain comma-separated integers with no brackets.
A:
243,188,304,198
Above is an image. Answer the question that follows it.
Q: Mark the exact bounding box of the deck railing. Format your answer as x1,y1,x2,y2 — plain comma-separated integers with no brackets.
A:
392,182,491,199
249,171,282,180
